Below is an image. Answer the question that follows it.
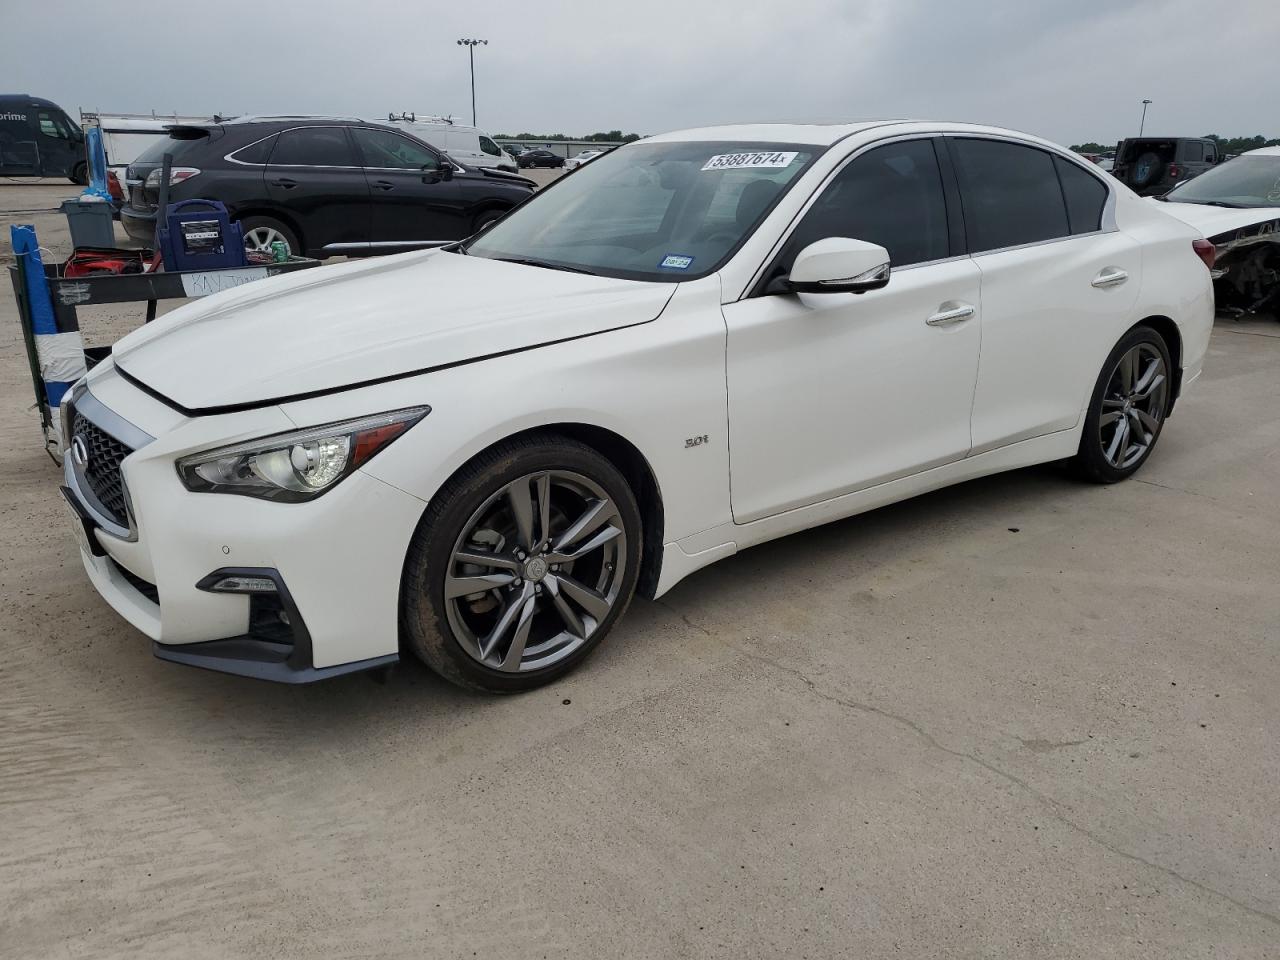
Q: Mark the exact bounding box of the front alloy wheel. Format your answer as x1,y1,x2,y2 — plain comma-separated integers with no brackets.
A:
445,470,627,673
402,436,642,692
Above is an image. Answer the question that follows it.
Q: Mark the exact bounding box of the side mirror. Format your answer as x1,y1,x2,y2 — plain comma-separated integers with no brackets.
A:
422,163,453,184
786,237,891,294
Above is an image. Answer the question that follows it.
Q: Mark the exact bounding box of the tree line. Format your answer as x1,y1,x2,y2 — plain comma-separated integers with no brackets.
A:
493,130,644,143
1071,134,1280,155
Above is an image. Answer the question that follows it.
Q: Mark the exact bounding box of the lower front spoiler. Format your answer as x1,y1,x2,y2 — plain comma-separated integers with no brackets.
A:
152,638,398,684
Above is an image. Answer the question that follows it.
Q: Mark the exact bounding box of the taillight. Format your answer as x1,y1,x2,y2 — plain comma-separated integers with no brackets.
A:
1192,239,1216,271
143,166,201,188
106,170,124,201
1167,163,1180,179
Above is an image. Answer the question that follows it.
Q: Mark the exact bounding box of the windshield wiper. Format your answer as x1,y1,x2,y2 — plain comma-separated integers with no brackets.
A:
1181,199,1247,208
493,256,599,276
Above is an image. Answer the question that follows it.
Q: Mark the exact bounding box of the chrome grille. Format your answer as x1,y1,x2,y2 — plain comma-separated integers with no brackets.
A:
71,412,132,526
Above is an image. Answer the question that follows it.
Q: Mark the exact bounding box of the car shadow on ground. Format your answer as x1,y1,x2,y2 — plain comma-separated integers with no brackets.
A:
112,459,1085,739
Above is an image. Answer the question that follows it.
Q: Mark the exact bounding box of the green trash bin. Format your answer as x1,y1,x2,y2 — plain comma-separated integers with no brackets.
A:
60,198,116,249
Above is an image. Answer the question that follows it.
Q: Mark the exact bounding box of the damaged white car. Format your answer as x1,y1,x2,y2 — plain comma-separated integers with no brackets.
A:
61,122,1215,691
1155,146,1280,316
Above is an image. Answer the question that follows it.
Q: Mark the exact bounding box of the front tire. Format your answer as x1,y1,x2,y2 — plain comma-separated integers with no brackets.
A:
471,209,505,235
402,435,642,693
69,162,88,186
1074,325,1173,483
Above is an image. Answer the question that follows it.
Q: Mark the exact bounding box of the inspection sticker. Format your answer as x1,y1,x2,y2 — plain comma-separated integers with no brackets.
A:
701,151,797,171
658,254,695,270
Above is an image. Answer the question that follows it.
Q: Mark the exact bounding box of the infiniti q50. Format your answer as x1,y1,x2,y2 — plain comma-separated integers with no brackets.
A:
60,121,1215,691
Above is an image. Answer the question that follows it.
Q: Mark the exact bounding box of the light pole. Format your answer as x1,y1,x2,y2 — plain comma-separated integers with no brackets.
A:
1139,99,1152,136
456,38,488,126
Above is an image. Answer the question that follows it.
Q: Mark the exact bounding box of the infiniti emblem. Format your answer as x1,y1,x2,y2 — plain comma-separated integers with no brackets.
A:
70,434,89,468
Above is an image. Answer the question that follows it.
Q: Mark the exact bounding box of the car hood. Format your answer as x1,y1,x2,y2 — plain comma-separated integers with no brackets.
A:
1149,199,1280,238
112,251,675,413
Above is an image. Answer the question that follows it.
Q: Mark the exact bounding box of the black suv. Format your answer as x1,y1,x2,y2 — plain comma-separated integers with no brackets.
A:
1112,137,1220,196
120,117,535,257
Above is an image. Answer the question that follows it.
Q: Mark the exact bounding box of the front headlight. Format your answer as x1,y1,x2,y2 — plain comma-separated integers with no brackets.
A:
176,407,428,501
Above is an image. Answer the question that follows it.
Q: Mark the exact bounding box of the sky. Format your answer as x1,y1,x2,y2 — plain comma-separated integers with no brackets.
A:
5,0,1277,146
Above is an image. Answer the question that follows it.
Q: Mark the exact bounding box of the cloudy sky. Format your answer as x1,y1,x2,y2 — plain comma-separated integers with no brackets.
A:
5,0,1276,145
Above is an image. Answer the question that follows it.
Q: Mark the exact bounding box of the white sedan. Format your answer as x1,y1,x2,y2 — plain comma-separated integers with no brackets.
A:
62,121,1215,691
564,149,606,170
1150,145,1280,315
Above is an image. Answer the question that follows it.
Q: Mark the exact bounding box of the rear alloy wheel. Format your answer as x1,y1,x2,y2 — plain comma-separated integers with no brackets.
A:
403,437,642,692
240,217,300,258
1075,327,1172,482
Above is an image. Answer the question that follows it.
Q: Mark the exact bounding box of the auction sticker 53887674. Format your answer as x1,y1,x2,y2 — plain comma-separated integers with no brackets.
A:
701,151,798,171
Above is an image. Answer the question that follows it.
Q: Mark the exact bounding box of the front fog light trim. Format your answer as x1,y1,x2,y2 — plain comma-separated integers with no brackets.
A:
206,575,279,594
176,406,429,502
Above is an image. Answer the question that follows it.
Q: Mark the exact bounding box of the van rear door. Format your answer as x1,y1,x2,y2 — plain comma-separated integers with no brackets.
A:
0,104,40,176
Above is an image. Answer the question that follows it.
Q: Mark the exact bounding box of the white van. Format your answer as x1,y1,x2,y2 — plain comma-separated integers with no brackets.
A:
82,112,218,183
381,115,517,173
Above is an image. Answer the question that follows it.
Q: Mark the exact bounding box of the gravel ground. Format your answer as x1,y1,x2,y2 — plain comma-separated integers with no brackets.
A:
1,178,1278,960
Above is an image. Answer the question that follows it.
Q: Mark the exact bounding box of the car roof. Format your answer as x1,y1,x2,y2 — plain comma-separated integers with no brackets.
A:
225,114,363,124
1243,145,1280,157
643,120,1081,153
0,94,64,109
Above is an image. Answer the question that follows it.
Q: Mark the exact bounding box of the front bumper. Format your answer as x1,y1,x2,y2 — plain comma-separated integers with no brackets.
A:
61,373,426,683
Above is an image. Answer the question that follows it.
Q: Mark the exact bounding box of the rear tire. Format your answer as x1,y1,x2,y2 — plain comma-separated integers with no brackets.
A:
240,216,300,258
1074,325,1173,483
402,435,642,693
69,162,88,186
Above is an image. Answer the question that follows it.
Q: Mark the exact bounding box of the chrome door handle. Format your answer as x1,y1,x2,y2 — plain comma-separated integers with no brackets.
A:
926,302,976,326
1092,268,1129,288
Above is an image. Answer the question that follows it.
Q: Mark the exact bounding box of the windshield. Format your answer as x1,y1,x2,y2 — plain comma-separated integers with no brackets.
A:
1165,155,1280,208
464,140,821,281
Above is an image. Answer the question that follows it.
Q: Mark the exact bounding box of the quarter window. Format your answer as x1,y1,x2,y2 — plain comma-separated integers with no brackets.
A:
950,139,1069,252
231,134,277,165
1053,156,1108,235
269,127,356,167
779,138,951,270
351,127,439,169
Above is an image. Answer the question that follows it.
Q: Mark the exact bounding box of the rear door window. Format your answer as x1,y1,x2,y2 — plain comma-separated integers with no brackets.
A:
949,138,1070,252
270,126,356,167
1053,156,1108,235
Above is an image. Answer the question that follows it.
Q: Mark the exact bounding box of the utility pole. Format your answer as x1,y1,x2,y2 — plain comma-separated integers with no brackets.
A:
457,39,488,126
1139,99,1152,136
